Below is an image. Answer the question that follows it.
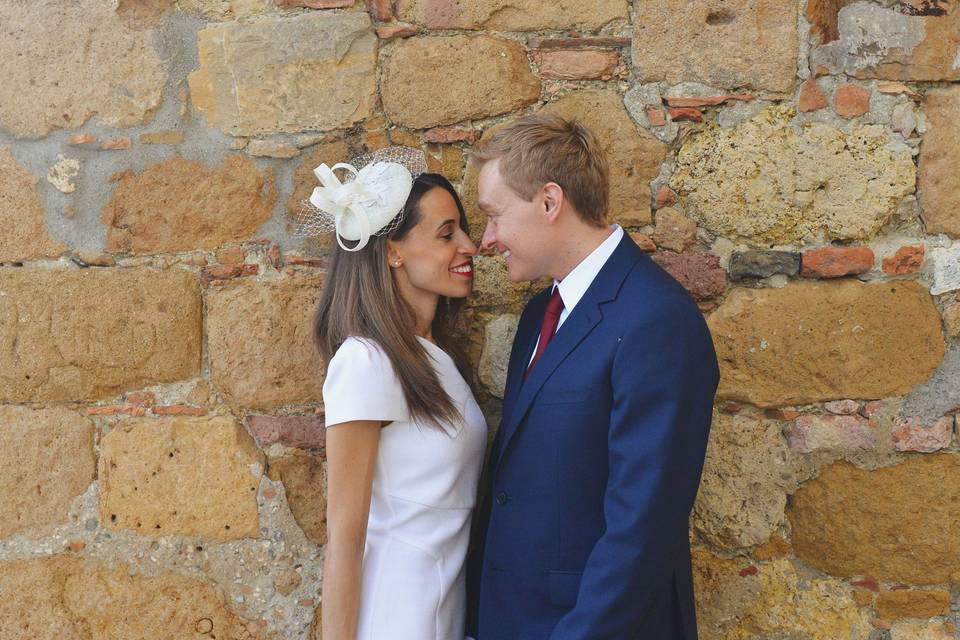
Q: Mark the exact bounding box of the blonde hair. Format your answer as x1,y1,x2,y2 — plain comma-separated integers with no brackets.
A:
470,113,609,227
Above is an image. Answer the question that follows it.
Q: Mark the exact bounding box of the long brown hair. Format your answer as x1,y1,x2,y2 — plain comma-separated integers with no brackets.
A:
313,173,473,428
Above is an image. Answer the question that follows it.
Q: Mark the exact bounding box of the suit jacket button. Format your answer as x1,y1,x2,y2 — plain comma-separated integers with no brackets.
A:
496,491,508,505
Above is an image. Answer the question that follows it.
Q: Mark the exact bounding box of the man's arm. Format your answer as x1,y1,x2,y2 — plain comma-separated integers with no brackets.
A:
548,302,719,640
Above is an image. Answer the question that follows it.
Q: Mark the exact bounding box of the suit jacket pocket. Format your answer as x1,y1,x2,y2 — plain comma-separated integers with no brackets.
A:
547,570,583,607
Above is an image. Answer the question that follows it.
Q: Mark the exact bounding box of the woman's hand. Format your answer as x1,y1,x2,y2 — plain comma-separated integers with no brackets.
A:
322,420,382,640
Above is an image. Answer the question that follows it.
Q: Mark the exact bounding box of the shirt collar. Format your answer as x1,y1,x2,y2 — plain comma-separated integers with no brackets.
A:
554,225,624,315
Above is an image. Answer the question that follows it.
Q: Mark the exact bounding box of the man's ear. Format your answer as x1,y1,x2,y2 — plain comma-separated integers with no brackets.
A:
541,182,564,223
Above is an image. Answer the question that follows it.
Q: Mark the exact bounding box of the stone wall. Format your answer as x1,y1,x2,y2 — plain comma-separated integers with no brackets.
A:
0,1,958,638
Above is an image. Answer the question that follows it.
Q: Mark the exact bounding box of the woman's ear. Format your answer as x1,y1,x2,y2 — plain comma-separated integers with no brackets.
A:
386,240,403,268
541,182,564,223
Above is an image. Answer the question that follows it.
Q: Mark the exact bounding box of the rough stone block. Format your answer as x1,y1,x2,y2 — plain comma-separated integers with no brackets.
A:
381,35,539,129
0,147,65,262
728,251,801,280
653,207,698,252
0,406,95,539
877,589,951,620
207,276,325,409
789,455,960,584
800,246,875,278
99,416,264,540
799,78,828,112
188,12,377,136
101,155,276,254
0,0,166,137
811,2,960,82
651,252,727,301
784,414,875,453
708,281,945,408
672,106,916,247
891,416,954,453
535,49,620,80
834,84,871,118
478,314,519,399
691,414,791,550
0,269,202,402
248,415,326,450
0,556,267,639
397,0,628,30
693,551,871,640
919,87,960,238
268,450,326,545
632,0,799,92
882,245,925,275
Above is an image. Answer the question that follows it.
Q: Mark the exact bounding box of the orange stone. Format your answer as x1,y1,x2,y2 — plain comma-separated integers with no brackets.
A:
801,246,874,278
882,245,925,275
799,79,828,112
834,84,870,118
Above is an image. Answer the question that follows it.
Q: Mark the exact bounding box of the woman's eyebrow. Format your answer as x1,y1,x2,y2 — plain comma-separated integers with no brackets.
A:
435,219,456,232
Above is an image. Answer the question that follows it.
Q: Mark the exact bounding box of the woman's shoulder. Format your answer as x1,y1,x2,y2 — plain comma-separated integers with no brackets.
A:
331,335,391,364
323,336,407,426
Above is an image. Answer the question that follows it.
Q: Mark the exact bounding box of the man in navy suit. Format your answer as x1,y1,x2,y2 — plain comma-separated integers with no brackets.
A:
465,114,720,640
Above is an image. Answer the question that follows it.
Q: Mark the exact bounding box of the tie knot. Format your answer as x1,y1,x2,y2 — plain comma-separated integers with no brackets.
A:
545,288,564,317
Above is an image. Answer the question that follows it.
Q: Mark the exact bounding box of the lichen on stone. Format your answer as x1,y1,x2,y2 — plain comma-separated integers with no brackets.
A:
671,105,916,247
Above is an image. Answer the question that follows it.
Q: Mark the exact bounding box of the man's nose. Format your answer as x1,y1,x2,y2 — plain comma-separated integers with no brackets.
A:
479,222,496,256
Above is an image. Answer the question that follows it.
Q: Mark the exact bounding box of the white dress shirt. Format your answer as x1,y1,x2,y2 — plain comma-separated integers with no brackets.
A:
528,225,624,364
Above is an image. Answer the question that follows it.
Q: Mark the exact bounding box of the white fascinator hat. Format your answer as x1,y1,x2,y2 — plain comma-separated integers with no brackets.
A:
293,146,428,251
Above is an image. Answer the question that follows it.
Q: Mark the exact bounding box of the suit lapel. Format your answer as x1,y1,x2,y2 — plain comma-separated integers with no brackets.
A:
492,233,643,472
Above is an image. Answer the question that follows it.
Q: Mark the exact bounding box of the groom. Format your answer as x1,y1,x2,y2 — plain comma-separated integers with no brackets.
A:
465,114,720,640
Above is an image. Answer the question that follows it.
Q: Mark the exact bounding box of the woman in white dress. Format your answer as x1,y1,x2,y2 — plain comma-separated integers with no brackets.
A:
303,147,487,640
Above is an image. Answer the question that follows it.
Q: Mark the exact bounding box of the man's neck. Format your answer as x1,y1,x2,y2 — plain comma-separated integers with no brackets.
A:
551,224,616,283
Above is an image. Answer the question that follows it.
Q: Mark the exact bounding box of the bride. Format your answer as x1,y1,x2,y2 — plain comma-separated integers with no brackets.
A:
302,147,486,640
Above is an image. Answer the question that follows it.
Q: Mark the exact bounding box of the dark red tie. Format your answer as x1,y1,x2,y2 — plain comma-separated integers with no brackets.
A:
525,287,564,379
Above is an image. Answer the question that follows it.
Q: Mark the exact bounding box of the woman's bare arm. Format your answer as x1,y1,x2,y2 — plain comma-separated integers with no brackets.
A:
322,420,381,640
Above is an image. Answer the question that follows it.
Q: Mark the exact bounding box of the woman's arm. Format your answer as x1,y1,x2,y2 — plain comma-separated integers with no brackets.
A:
322,420,382,640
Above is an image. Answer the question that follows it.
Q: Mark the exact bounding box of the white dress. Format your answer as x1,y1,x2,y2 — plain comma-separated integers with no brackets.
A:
324,336,487,640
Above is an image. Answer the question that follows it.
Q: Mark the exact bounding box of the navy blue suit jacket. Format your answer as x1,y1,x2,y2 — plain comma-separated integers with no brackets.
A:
467,233,720,640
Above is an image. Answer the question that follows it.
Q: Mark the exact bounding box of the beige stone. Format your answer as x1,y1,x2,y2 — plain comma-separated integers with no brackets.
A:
945,303,960,338
0,406,94,538
889,621,955,640
691,413,792,550
671,106,916,246
693,550,872,640
397,0,627,30
101,155,276,254
0,556,266,640
478,314,519,399
0,1,166,137
536,50,621,80
876,589,951,620
207,275,325,409
919,86,960,238
0,269,201,402
789,455,960,584
811,1,960,82
0,147,65,262
652,207,698,252
542,89,669,227
708,280,944,408
47,154,80,194
189,12,377,136
178,0,271,19
269,451,327,545
465,255,541,308
99,416,263,540
632,0,798,92
381,35,539,129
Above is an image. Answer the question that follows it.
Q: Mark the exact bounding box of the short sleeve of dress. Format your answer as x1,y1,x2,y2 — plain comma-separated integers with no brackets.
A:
323,337,409,427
